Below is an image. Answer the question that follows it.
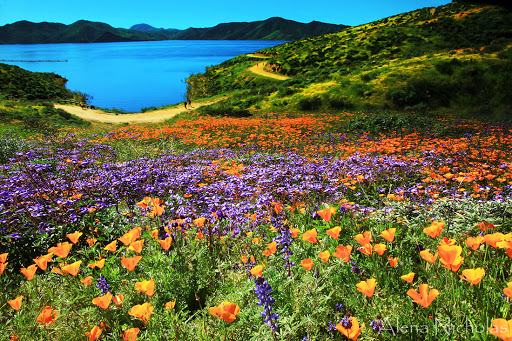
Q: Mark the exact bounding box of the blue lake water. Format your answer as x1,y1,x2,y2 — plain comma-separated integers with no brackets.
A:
0,40,285,112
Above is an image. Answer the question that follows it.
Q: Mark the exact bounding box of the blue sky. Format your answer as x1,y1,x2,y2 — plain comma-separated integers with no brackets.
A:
0,0,452,29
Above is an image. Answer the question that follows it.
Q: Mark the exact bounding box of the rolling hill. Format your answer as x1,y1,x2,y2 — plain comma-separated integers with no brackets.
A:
186,1,512,118
130,17,348,41
0,18,347,44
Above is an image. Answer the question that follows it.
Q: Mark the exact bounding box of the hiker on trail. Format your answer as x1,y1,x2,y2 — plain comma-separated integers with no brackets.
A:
183,101,187,109
188,99,192,108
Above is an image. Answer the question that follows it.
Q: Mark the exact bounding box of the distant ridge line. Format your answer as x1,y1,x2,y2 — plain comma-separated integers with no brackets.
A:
0,59,68,62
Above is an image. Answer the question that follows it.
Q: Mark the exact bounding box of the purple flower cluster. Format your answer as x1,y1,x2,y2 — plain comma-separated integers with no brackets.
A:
254,276,279,331
96,275,112,295
1,136,510,241
370,315,384,333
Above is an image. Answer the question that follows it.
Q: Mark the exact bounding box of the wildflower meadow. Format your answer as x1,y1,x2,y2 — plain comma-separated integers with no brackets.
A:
1,112,512,341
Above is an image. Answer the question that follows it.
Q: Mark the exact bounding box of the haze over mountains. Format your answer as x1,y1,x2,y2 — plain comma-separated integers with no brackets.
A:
0,17,348,44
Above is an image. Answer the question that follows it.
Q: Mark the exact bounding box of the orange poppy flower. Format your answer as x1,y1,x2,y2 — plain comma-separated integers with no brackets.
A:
92,292,112,309
209,302,241,323
7,296,23,311
113,294,124,306
302,228,318,244
33,253,53,271
356,279,377,297
419,250,438,263
317,207,336,222
149,203,165,217
48,242,72,259
250,265,263,277
272,202,283,215
135,279,155,297
400,272,415,284
388,256,399,268
301,258,314,271
118,233,134,246
262,242,277,256
477,221,495,232
465,236,485,251
0,261,7,275
119,228,140,245
354,231,371,246
165,300,176,310
36,306,59,326
66,231,83,244
121,256,142,271
484,233,505,249
326,226,342,240
503,282,512,299
423,221,444,238
85,326,102,341
489,319,512,341
358,244,373,256
50,267,63,275
88,258,105,269
241,255,248,264
104,240,117,252
380,228,396,242
80,276,93,286
158,236,173,250
121,328,140,341
128,239,145,253
374,243,387,256
336,316,364,340
62,260,81,276
319,250,330,263
151,230,159,239
136,197,151,209
193,217,206,227
290,228,300,238
21,264,38,280
128,302,154,323
0,252,7,263
407,284,439,308
333,245,352,263
438,245,464,272
460,268,485,285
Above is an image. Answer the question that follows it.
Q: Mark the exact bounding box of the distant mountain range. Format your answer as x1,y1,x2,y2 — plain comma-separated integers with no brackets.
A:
0,18,348,44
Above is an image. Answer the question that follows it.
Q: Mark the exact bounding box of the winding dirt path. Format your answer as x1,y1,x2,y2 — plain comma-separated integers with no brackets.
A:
248,61,290,80
55,98,226,124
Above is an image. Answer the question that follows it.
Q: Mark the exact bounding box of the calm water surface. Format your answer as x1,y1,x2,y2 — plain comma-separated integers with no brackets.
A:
0,40,285,111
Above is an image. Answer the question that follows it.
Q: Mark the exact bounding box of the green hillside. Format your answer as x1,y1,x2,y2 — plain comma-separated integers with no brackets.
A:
187,2,512,118
165,17,347,40
0,18,346,44
0,63,87,129
0,63,73,101
0,20,163,44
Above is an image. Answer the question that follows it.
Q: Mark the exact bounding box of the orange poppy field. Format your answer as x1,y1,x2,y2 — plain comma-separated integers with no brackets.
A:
1,112,512,340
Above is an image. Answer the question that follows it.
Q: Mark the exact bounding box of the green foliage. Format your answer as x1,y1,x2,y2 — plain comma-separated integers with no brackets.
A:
0,63,73,101
344,112,437,134
198,104,252,118
297,96,322,111
0,136,29,164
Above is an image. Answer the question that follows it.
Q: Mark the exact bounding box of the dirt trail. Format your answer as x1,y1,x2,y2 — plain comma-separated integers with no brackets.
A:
248,62,290,80
55,98,226,124
245,53,271,58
